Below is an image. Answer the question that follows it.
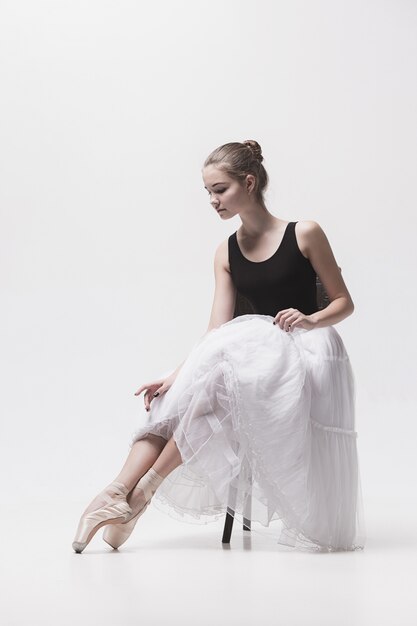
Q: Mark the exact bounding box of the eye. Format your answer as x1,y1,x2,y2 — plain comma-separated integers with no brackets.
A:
207,189,226,195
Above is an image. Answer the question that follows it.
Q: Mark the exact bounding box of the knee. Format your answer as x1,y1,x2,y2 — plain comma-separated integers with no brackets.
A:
145,433,168,449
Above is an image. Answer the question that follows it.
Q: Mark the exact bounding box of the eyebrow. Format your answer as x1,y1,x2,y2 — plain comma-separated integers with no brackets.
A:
204,182,227,189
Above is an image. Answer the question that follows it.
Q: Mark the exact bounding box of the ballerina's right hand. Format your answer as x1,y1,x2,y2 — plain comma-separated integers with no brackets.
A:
134,373,177,411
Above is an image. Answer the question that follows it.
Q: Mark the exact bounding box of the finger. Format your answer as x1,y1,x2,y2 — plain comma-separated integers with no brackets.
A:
135,382,161,396
144,389,152,411
153,386,164,398
278,313,292,330
281,311,298,331
273,309,291,325
134,383,149,396
286,314,301,331
288,313,303,331
284,316,297,331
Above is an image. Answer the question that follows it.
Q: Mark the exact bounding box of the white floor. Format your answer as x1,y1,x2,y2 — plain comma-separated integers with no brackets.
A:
1,495,416,626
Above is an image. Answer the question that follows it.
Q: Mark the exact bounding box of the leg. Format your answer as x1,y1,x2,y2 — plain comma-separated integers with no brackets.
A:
122,434,183,514
113,433,167,491
72,434,167,551
102,435,184,549
152,434,183,478
73,434,180,552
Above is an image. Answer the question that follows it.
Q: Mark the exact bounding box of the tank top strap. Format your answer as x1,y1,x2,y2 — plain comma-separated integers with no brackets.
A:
286,220,310,260
286,221,298,250
278,221,297,253
228,231,239,270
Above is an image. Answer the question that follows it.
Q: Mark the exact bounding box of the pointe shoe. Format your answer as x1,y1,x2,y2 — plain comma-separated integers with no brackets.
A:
72,481,133,553
102,499,151,549
102,468,165,549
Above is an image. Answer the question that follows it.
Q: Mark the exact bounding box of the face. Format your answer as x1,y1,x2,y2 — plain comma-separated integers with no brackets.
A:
202,164,256,219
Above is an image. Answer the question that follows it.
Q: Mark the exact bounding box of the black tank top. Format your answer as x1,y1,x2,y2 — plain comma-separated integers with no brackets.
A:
228,221,319,317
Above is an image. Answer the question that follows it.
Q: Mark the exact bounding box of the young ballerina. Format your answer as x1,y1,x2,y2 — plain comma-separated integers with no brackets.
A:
72,139,366,554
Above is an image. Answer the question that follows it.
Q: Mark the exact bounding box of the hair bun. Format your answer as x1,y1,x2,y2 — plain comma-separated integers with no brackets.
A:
243,139,263,162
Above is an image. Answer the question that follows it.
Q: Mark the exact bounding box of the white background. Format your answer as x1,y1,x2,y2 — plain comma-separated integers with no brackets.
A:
1,1,416,624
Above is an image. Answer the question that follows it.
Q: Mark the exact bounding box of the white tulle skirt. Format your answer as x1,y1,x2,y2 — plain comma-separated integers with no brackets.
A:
129,314,366,553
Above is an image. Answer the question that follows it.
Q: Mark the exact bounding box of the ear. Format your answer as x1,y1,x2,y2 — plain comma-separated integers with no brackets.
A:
245,174,256,195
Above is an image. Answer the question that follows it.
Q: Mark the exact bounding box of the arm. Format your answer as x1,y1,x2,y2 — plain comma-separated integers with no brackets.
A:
170,239,237,377
298,221,354,329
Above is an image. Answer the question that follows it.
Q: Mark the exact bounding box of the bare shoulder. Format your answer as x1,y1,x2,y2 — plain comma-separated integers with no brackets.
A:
294,220,327,258
214,237,231,274
295,219,324,237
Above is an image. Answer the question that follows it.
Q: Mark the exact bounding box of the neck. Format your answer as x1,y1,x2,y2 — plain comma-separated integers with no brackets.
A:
238,203,281,237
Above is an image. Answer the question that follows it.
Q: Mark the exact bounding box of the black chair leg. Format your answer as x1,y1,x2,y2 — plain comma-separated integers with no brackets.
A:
222,466,253,542
222,508,235,543
222,500,252,542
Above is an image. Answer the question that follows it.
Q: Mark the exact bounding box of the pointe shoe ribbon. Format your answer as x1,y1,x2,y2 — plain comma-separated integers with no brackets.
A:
72,481,132,553
103,468,165,549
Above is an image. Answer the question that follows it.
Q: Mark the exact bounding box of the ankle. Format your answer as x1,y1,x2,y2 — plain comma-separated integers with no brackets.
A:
135,467,165,500
147,467,165,482
108,481,130,496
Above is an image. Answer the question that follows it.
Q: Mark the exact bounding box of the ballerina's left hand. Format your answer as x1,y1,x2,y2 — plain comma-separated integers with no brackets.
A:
272,308,317,332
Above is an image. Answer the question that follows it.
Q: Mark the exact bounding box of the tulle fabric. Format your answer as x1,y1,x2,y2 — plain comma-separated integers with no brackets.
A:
129,314,366,553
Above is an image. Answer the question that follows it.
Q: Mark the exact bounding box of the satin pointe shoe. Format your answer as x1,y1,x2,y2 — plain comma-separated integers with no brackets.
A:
72,480,133,553
102,500,151,549
102,468,165,549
